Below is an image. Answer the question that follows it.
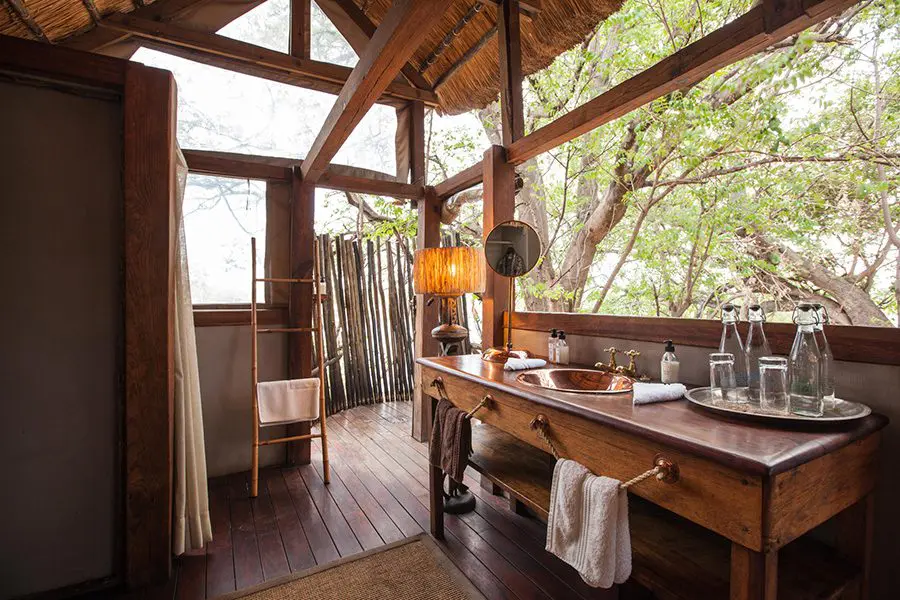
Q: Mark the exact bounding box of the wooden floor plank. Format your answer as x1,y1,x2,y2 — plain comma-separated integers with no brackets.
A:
297,461,380,552
204,482,234,597
228,474,265,590
282,468,341,565
263,469,317,573
250,469,292,581
174,550,206,600
310,439,405,544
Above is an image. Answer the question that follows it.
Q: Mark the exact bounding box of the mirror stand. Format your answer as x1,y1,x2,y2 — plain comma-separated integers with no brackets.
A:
481,275,533,363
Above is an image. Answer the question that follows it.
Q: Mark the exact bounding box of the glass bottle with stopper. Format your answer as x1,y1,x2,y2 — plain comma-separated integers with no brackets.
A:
745,304,772,403
812,303,835,407
719,303,748,395
789,303,823,417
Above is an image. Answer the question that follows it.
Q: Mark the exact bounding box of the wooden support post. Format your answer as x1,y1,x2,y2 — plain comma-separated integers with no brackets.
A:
410,100,426,186
730,544,778,600
287,168,315,465
123,62,177,588
290,0,311,59
412,188,442,442
481,145,515,352
498,0,524,146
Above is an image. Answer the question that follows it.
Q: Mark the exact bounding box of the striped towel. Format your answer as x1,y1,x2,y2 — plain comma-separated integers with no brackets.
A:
546,459,631,588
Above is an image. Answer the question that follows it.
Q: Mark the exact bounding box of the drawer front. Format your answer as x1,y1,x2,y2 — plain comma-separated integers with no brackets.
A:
422,367,764,551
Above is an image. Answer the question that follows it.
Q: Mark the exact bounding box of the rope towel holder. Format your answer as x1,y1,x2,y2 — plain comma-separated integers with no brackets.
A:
530,414,680,490
430,377,492,420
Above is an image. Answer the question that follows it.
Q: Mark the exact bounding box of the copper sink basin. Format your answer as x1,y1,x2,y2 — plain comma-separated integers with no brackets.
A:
516,368,634,395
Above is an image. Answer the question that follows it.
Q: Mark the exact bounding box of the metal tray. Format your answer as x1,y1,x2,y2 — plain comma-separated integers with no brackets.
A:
684,387,871,423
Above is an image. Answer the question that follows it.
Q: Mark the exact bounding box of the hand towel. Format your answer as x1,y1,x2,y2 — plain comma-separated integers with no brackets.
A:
632,382,686,405
504,358,548,371
428,398,472,484
546,459,631,588
257,378,320,427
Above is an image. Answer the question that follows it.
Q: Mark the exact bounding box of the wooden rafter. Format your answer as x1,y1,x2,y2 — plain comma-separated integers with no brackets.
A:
98,14,438,106
61,0,267,57
6,0,50,42
181,149,426,200
316,0,432,90
506,0,863,165
483,0,541,18
418,1,484,74
433,161,483,198
302,0,453,183
290,0,311,59
498,0,523,145
432,25,496,90
81,0,102,23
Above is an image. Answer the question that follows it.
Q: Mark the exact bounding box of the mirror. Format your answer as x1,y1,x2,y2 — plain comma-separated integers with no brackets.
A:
484,220,541,278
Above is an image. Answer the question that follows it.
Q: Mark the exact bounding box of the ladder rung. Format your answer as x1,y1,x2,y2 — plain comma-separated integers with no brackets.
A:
257,432,323,446
255,277,315,283
257,327,317,333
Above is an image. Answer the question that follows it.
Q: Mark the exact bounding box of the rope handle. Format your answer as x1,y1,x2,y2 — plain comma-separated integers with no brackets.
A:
430,378,492,419
529,414,680,490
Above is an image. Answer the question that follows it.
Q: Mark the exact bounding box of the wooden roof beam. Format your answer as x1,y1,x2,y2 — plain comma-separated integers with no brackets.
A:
181,149,425,200
97,14,439,107
61,0,264,56
507,0,863,165
432,25,496,90
302,0,454,183
498,0,524,146
483,0,541,19
316,0,432,90
433,161,484,199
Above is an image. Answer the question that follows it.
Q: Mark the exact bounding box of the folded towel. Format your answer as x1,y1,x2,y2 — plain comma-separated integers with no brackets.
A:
546,459,631,588
632,382,686,405
504,358,548,371
257,378,320,427
428,399,471,484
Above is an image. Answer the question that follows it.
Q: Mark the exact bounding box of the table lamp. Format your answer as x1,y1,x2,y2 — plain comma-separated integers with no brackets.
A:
413,246,486,356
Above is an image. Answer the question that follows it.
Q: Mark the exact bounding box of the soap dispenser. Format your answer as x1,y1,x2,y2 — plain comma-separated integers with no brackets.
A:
548,329,559,363
556,331,570,365
661,340,680,383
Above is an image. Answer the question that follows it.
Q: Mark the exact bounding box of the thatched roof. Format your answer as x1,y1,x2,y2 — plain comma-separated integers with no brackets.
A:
1,0,624,115
360,0,624,114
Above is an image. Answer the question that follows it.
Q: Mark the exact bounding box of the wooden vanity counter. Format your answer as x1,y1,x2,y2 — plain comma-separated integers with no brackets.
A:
419,355,888,600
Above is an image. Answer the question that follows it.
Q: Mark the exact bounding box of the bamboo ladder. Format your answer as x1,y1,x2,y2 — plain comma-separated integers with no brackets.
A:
250,237,330,497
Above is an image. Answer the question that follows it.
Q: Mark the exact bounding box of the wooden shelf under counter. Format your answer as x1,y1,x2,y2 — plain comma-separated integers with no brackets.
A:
469,422,860,600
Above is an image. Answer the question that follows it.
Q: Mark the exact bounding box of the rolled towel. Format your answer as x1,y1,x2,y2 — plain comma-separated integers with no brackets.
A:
632,382,686,405
504,357,548,371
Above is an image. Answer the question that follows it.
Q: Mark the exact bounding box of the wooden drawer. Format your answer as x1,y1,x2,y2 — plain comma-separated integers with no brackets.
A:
422,366,765,551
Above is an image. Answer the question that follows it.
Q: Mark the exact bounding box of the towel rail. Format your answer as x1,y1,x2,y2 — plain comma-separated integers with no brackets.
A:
529,414,679,489
431,377,492,419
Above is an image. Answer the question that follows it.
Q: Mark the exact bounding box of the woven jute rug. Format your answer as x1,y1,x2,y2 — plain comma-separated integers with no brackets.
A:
217,534,487,600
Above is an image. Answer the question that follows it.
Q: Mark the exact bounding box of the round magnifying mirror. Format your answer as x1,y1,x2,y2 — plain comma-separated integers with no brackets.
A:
484,220,542,278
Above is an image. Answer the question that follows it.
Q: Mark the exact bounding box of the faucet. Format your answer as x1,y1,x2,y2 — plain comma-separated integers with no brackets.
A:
617,349,641,378
595,347,619,373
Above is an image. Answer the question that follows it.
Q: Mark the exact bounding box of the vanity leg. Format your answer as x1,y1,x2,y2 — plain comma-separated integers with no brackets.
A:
429,396,445,540
730,544,777,600
834,494,875,599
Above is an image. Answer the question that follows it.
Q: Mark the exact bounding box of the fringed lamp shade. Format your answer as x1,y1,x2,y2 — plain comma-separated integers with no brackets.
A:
413,247,486,296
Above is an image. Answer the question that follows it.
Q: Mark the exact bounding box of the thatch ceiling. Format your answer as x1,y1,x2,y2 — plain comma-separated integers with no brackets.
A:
1,0,624,115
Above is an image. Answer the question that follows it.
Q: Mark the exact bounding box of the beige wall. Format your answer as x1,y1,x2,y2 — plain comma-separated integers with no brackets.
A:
195,325,289,477
514,327,900,596
0,81,123,598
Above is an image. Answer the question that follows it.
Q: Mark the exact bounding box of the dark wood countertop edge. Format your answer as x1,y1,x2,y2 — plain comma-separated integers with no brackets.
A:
417,357,889,476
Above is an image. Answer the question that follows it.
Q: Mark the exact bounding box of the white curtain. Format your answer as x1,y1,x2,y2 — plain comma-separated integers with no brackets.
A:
173,146,213,555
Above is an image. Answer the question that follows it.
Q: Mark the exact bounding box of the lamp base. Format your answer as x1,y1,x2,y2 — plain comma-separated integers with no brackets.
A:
481,347,532,363
431,323,468,341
